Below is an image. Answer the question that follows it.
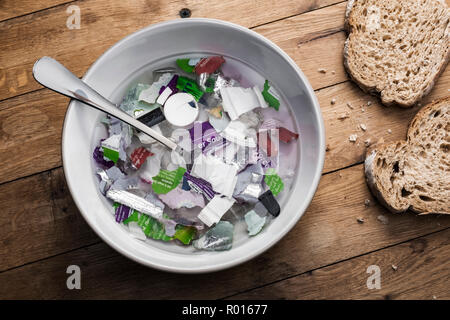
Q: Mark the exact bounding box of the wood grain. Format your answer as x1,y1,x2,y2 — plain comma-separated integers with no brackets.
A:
230,229,450,300
0,163,448,297
0,0,343,101
0,91,68,184
0,0,73,22
0,168,98,272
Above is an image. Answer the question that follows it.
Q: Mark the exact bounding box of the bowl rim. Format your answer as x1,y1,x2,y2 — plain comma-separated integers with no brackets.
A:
62,18,325,273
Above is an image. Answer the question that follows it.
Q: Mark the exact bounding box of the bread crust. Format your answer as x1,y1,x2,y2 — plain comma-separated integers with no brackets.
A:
344,0,450,107
364,97,450,214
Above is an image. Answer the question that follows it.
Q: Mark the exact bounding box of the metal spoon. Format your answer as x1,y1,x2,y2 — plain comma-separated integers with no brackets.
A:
32,56,179,151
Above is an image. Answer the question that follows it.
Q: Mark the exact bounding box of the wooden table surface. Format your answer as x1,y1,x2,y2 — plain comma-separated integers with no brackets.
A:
0,0,449,300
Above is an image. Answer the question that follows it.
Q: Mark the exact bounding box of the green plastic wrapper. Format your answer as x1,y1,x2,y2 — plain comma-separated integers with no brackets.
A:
123,210,172,241
151,167,187,194
102,147,119,164
176,59,195,73
173,225,197,245
261,80,280,111
122,208,196,244
176,76,204,101
264,168,284,196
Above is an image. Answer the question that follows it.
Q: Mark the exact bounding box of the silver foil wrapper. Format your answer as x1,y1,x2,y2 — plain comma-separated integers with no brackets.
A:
233,164,264,203
106,189,164,221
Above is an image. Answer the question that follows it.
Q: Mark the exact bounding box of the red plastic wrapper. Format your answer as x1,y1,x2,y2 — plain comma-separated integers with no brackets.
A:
131,147,153,169
194,56,225,75
278,127,299,143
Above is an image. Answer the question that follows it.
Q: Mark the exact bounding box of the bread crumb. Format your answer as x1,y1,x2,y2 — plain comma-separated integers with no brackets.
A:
361,108,365,112
364,139,371,147
360,124,367,131
391,264,398,271
330,98,336,105
338,113,350,120
377,215,389,225
346,102,354,110
387,129,392,134
318,68,327,73
357,217,365,223
326,144,330,152
364,199,371,207
367,101,372,106
331,70,336,75
339,173,342,178
349,134,357,142
433,295,437,300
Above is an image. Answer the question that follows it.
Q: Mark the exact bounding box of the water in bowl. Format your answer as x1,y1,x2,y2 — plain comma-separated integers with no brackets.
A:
91,53,300,255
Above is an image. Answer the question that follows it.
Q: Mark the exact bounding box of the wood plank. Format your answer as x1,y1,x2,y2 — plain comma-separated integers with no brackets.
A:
0,168,99,272
255,2,348,90
0,163,448,297
230,229,450,300
0,91,68,184
0,0,343,101
0,0,73,22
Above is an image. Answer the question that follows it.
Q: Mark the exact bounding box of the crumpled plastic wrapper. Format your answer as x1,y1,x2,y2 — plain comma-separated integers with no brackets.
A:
194,56,225,75
197,195,235,227
119,83,161,118
220,86,267,120
123,210,171,241
96,166,125,194
191,154,238,198
221,119,257,148
138,144,166,183
193,221,234,251
115,204,132,223
138,73,173,104
183,171,216,200
189,121,221,152
158,187,205,210
233,163,264,203
208,111,230,133
93,145,114,169
106,189,164,221
244,210,266,236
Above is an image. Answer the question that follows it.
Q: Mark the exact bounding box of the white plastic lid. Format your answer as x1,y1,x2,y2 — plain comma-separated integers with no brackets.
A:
163,92,199,127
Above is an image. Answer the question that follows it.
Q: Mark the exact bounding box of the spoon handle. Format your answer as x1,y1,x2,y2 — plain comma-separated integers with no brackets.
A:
32,56,178,150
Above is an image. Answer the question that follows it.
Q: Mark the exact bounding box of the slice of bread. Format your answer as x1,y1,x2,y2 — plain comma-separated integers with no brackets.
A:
344,0,450,107
365,97,450,214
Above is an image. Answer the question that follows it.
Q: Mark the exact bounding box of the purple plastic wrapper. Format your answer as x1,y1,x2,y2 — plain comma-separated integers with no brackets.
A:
159,74,179,95
93,146,114,168
184,171,216,200
189,121,222,152
115,204,132,223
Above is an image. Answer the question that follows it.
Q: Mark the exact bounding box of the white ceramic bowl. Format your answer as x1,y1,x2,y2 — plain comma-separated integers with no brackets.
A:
62,18,325,273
